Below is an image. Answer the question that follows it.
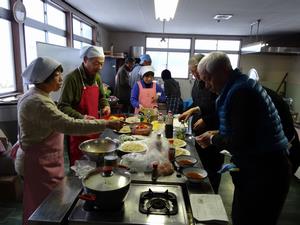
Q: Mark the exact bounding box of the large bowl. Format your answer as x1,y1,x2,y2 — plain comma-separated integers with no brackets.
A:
131,122,152,136
79,138,117,162
175,155,198,168
182,167,208,183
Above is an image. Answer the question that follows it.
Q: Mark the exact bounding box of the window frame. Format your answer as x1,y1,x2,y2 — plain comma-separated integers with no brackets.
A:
0,3,23,96
145,36,192,79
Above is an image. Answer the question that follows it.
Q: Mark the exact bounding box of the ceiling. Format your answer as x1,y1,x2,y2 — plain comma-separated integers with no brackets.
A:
65,0,300,36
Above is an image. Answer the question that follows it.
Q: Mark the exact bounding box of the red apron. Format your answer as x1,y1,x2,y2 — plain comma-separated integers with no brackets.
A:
22,132,64,225
69,71,100,166
134,81,158,114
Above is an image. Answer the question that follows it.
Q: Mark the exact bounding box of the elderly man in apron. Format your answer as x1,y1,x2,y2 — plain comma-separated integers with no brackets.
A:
130,65,166,114
18,57,122,225
58,46,111,166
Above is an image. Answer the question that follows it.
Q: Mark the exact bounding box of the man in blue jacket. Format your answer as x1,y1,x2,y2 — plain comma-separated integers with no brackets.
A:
196,52,291,225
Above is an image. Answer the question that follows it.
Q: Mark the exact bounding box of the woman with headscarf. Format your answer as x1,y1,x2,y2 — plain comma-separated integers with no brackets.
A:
17,57,122,225
130,65,166,113
161,69,183,114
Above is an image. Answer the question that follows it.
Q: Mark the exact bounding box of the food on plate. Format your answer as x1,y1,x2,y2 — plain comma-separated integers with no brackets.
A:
119,141,147,153
118,125,131,134
175,155,197,168
125,116,140,123
177,159,194,167
175,148,190,157
118,134,138,143
185,171,204,180
182,167,208,183
168,138,187,148
151,120,165,132
157,161,174,176
108,115,125,121
132,122,152,135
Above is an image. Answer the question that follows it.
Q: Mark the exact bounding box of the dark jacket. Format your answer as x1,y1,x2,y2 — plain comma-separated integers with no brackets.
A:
114,64,131,103
191,79,219,133
265,87,300,173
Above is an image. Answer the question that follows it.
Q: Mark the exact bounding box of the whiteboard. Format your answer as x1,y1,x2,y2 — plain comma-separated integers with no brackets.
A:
36,42,82,101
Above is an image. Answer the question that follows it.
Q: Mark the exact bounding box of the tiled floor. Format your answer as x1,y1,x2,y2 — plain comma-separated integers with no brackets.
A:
1,157,300,225
218,157,300,225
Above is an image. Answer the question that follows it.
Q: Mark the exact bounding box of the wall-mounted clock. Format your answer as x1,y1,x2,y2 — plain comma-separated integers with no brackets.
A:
13,0,26,24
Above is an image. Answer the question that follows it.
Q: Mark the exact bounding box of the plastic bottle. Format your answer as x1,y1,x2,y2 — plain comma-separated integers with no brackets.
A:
165,111,173,138
158,112,164,123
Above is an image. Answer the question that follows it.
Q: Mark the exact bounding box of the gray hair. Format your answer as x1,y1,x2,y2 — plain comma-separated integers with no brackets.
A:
197,51,232,75
188,54,205,66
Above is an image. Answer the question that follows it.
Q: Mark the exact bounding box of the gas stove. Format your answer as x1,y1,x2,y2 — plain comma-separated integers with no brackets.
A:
68,183,188,225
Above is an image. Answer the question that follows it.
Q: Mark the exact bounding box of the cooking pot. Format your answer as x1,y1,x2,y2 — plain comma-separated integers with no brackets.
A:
79,167,131,210
79,138,117,164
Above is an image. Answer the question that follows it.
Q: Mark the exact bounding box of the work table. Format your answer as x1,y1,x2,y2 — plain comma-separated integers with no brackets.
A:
29,129,216,225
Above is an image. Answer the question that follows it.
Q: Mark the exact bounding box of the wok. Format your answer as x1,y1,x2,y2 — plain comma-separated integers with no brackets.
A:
79,138,117,164
79,167,131,210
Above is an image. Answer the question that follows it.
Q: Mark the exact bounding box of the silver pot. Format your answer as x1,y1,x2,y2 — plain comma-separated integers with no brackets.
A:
80,167,131,209
79,138,117,164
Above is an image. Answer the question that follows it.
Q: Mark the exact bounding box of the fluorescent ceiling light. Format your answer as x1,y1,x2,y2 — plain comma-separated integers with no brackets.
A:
154,0,179,21
213,14,233,20
241,41,268,53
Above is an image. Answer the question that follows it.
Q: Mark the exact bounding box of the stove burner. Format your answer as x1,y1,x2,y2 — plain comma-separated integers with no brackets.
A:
139,189,178,215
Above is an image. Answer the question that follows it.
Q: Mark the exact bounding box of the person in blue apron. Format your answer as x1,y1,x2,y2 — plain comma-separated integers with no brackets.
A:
58,46,111,166
18,57,122,225
196,52,291,225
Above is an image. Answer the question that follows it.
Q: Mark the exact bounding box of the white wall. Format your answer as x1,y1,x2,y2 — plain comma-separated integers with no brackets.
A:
240,54,300,119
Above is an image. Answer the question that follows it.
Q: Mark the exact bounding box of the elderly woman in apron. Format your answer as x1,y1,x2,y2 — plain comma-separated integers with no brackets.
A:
18,57,122,225
130,65,166,113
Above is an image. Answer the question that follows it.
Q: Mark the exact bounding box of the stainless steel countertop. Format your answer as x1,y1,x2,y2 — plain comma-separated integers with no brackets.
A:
29,129,214,225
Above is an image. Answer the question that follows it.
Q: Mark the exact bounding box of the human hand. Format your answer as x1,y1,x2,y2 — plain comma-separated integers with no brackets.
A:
193,118,206,132
139,104,144,110
195,131,214,149
102,106,111,116
84,115,96,120
106,120,123,130
178,109,193,122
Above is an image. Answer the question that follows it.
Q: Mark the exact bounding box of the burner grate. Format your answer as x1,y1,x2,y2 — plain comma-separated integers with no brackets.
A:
139,189,178,215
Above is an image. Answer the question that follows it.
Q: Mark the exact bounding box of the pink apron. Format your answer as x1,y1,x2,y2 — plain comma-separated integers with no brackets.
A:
134,81,158,114
69,69,100,166
22,131,64,225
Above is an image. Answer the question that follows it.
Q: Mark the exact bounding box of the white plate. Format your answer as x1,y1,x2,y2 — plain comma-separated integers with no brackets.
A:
175,147,190,157
168,138,187,148
118,141,148,153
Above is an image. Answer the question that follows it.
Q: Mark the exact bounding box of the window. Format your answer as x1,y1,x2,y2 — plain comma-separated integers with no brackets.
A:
146,37,191,79
0,19,16,94
73,17,93,47
0,0,10,9
24,26,45,64
47,4,66,30
23,0,67,65
48,32,66,46
195,39,240,69
23,0,44,23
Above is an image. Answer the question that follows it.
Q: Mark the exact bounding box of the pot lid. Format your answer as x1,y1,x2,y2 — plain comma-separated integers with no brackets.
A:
83,167,131,191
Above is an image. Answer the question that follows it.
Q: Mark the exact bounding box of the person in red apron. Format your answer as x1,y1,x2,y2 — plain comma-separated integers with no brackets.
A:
130,65,166,114
58,46,111,166
19,57,122,225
